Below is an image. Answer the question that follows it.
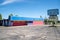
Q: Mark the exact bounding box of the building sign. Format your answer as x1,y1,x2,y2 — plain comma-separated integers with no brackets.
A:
48,9,59,16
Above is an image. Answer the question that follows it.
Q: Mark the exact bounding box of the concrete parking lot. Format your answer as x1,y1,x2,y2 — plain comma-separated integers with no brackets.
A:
0,26,60,40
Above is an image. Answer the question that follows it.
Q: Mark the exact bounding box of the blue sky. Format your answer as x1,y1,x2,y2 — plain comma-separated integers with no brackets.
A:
0,0,60,20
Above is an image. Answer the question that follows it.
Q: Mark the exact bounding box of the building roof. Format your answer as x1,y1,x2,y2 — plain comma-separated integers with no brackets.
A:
10,16,44,21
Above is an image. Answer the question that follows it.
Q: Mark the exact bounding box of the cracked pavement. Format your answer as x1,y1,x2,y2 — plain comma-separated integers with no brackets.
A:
0,26,60,40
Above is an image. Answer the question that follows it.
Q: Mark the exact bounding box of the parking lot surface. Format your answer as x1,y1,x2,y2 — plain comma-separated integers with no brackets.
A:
0,26,60,40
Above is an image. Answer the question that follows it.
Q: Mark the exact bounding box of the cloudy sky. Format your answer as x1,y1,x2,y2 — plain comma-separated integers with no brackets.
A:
0,0,60,20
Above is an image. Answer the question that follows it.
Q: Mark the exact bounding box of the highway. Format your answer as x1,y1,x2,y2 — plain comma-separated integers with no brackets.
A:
0,26,60,40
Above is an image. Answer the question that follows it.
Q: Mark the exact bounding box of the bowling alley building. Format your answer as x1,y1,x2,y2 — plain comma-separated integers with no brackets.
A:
1,16,44,26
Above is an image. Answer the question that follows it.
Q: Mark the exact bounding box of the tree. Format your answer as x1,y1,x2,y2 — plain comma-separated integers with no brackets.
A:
44,19,48,24
44,16,48,24
8,14,13,20
15,15,18,16
0,14,2,20
52,21,55,26
9,14,13,16
40,16,42,18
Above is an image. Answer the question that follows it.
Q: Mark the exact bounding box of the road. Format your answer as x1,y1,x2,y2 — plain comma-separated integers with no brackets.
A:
0,26,60,40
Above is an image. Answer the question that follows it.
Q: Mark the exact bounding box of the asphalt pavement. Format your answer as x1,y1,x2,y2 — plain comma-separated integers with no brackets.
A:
0,26,60,40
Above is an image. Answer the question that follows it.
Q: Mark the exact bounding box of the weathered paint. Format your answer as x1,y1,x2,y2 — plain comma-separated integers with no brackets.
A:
2,19,11,26
33,21,44,26
0,20,3,26
13,21,27,26
10,16,44,21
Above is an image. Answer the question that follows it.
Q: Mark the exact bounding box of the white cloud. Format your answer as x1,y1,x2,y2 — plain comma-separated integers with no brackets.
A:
0,0,25,5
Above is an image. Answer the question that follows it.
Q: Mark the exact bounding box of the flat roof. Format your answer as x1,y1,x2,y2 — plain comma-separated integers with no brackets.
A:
10,16,44,21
